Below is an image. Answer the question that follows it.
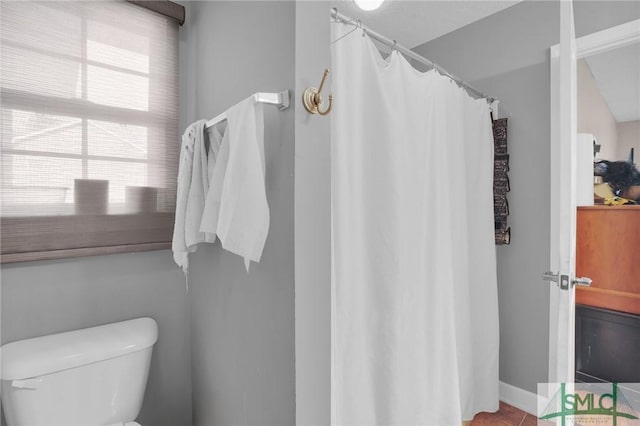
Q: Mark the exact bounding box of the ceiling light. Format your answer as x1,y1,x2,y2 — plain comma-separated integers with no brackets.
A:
353,0,384,11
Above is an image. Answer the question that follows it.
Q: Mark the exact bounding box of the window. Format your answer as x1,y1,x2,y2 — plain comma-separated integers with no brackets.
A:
1,1,179,262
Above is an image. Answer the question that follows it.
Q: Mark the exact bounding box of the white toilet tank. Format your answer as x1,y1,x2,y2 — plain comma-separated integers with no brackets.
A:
1,317,158,426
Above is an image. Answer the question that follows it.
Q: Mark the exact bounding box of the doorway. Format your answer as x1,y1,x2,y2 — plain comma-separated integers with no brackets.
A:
550,17,640,385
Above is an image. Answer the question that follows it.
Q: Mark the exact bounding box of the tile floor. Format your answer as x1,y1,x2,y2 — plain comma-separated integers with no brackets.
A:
468,401,540,425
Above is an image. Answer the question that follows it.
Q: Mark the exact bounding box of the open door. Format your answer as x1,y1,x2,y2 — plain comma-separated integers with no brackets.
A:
547,8,640,403
547,0,579,385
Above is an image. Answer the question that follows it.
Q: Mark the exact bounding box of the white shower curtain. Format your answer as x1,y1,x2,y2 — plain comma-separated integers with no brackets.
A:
331,22,499,425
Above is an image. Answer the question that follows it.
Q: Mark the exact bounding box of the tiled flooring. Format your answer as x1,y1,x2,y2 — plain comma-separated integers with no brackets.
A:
468,401,540,426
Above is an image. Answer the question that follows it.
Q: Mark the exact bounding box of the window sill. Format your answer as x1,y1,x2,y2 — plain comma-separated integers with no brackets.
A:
1,212,174,263
1,241,172,264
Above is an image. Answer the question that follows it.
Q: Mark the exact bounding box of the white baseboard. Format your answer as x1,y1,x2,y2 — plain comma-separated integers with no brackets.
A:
499,381,538,416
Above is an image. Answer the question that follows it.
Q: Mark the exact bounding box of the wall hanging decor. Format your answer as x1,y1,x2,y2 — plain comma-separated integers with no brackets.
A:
493,118,510,245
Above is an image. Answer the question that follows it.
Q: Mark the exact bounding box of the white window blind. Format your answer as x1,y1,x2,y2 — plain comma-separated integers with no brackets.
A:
1,1,179,262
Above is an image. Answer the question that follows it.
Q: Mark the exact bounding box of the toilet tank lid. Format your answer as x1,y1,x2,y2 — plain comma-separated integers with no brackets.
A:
1,317,158,380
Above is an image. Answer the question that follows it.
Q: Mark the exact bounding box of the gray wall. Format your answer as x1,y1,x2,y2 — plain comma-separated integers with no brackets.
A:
0,250,192,426
413,0,640,394
294,2,332,425
179,2,296,425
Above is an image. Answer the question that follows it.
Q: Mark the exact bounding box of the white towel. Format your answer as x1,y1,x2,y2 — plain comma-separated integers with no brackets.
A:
198,124,229,247
172,119,215,273
200,96,270,270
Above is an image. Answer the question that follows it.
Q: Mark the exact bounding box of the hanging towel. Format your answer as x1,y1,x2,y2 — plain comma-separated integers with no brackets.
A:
172,119,216,273
200,96,270,270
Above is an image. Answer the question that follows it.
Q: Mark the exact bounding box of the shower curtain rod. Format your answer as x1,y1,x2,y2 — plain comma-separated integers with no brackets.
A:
330,8,496,104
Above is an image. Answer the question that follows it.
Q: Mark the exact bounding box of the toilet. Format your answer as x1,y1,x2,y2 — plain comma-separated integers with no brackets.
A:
1,317,158,426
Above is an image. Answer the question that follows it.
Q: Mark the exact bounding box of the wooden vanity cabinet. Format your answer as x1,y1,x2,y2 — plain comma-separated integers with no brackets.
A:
576,206,640,315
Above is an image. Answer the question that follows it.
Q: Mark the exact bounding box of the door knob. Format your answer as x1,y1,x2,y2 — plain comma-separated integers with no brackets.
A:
542,271,592,289
572,276,592,287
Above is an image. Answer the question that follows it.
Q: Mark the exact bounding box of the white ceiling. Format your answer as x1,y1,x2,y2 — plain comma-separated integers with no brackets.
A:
330,0,521,49
583,42,640,123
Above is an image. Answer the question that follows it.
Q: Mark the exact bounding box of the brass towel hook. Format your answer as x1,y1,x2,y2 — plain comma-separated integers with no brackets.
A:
302,69,333,116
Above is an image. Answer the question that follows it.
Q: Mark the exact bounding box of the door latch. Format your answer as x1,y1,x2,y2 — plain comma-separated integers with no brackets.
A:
542,271,570,290
542,271,559,283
